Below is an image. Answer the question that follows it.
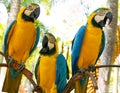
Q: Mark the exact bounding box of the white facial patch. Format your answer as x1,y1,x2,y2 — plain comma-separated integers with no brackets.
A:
46,34,55,50
48,41,54,50
24,10,32,16
94,15,105,23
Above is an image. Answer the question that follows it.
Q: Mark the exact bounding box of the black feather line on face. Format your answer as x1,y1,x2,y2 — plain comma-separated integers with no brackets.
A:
40,46,56,55
22,12,34,22
92,18,102,29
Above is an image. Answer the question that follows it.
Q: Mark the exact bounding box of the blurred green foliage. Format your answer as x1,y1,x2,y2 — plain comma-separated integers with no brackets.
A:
118,2,120,21
0,24,6,51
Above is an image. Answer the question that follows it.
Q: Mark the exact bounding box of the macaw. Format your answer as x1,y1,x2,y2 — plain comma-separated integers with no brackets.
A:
35,33,67,93
72,8,113,93
2,3,40,93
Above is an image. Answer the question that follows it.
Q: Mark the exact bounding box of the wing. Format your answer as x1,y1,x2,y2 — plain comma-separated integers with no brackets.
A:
3,20,16,53
72,25,86,75
96,31,105,62
55,54,67,93
30,26,40,55
35,56,40,84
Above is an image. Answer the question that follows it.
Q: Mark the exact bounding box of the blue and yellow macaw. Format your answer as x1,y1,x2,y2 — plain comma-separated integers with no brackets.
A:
72,8,113,93
35,33,67,93
2,3,40,93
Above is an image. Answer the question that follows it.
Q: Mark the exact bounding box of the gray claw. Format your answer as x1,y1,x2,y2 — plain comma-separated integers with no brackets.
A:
17,62,25,73
8,56,14,67
88,64,96,72
78,68,85,75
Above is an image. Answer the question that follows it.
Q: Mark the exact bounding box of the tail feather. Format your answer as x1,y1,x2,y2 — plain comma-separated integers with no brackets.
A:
75,77,89,93
2,68,22,93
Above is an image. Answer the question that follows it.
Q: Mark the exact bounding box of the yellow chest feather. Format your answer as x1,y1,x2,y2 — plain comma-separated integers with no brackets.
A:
8,21,36,62
38,55,57,93
78,26,102,69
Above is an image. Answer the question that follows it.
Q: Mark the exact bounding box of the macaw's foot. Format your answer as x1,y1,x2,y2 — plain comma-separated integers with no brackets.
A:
17,62,25,73
33,85,43,93
88,64,96,72
78,68,85,75
7,56,14,67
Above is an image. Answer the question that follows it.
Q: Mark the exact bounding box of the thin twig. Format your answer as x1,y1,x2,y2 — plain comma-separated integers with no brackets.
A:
0,63,8,67
0,51,7,61
95,65,120,68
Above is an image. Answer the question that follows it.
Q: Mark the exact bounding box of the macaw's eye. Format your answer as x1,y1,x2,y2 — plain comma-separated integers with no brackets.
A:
27,5,33,10
49,39,55,44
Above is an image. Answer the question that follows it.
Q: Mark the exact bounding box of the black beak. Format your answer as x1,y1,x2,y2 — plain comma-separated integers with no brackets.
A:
104,11,113,25
98,11,113,28
40,35,49,54
30,7,40,19
34,7,40,19
42,35,48,48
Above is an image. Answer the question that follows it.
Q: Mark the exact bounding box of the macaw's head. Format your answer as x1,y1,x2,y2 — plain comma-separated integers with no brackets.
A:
21,3,40,22
40,33,57,55
88,8,113,28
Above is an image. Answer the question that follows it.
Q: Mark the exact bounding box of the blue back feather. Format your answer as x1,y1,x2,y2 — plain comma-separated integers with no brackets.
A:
55,53,67,93
3,20,16,53
35,56,40,80
72,25,86,75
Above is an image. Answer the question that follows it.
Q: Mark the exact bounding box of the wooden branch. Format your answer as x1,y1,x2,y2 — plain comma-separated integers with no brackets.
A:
63,65,120,93
86,71,98,89
63,73,85,93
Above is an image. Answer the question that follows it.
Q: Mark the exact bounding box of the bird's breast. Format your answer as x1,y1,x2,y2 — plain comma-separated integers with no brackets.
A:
8,22,36,62
78,28,102,69
39,56,57,92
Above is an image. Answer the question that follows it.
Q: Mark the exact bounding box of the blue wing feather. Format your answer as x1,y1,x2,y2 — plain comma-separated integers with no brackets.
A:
3,20,16,53
55,53,67,93
72,25,86,75
35,56,40,80
30,26,40,55
3,20,19,79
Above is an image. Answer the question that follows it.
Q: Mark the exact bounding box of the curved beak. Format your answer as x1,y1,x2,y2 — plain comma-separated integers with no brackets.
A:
30,7,40,19
104,11,113,25
40,35,49,54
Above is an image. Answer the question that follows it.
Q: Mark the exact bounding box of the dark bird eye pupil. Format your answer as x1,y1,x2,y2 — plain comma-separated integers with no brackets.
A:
28,5,33,10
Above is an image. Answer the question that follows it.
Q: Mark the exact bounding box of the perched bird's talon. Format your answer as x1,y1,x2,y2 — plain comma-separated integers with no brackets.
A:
17,62,25,73
7,56,14,67
33,85,42,93
78,68,85,75
88,64,96,72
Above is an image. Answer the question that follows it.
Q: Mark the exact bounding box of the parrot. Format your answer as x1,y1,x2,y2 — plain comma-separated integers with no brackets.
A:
35,32,67,93
2,3,40,93
71,8,113,93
